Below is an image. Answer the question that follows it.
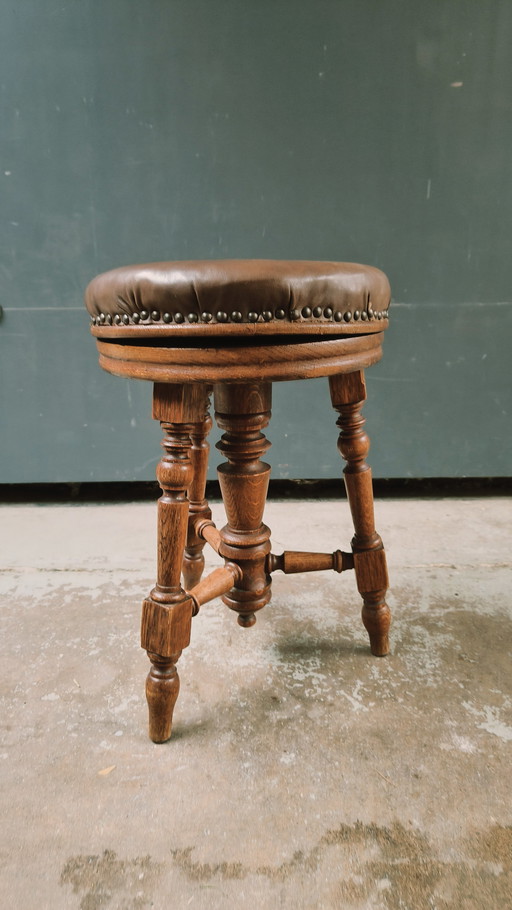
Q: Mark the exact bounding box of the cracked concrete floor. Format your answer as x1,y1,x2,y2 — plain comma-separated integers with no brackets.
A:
0,496,511,909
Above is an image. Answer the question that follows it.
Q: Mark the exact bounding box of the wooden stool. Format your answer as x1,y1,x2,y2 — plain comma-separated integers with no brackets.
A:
85,260,391,742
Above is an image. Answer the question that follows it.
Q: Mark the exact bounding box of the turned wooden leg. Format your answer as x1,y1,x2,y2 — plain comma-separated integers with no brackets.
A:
329,371,391,656
214,381,272,627
145,652,181,742
140,383,208,743
183,387,213,589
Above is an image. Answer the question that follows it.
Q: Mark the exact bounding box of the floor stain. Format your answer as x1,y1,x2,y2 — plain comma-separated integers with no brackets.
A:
169,848,247,882
171,822,512,908
60,850,162,910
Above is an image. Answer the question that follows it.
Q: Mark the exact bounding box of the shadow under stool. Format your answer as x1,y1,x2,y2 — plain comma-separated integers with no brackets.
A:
85,259,392,742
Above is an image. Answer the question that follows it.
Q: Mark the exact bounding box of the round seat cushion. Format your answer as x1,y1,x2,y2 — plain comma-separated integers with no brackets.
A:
85,259,390,339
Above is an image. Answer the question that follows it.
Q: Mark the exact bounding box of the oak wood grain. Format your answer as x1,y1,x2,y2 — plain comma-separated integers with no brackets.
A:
215,382,273,627
329,371,391,656
96,333,384,383
188,564,242,613
140,383,206,742
267,549,354,574
183,387,213,588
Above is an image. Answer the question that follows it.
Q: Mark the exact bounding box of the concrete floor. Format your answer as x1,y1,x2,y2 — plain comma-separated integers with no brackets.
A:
1,496,511,909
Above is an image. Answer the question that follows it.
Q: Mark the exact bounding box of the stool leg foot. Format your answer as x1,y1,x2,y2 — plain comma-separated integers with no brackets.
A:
146,653,181,743
183,388,212,589
362,595,390,657
140,384,206,742
329,371,391,656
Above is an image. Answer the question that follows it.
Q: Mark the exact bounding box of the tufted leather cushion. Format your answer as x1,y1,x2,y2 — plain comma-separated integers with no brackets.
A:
85,260,390,338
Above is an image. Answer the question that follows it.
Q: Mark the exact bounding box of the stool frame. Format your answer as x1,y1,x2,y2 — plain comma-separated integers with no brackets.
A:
97,333,391,743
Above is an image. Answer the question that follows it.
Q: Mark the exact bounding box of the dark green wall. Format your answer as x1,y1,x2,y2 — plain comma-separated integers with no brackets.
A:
1,1,511,481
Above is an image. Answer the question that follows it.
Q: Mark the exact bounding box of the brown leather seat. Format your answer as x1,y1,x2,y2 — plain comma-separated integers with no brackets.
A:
85,259,390,338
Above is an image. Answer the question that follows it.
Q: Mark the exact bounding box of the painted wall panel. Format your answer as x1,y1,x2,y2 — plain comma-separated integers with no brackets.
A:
1,2,510,481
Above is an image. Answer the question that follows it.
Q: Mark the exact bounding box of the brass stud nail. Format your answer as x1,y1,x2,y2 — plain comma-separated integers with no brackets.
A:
114,314,122,324
151,310,160,321
174,312,184,323
202,312,212,322
324,307,333,318
262,310,272,321
343,311,352,322
99,313,106,324
122,314,130,325
361,311,368,321
231,311,242,322
275,309,286,319
301,306,312,318
105,314,112,324
290,309,300,320
162,312,172,323
248,311,258,322
334,311,343,322
216,311,228,322
313,306,322,317
140,310,149,320
132,313,140,323
188,313,199,323
353,310,360,320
